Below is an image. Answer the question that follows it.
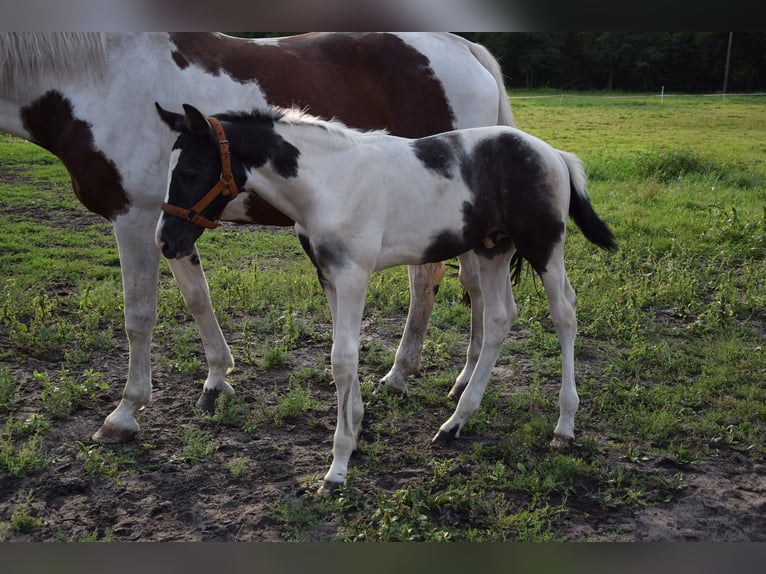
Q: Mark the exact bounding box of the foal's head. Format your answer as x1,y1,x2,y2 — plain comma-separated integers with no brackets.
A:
154,103,300,259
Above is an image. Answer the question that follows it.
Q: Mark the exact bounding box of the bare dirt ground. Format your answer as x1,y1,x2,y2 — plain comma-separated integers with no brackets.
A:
2,343,764,542
1,207,765,542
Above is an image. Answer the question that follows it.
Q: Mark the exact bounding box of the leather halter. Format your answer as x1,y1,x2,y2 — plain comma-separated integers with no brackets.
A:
161,117,238,230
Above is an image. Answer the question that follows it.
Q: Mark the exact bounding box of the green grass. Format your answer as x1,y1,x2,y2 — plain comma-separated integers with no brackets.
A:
1,93,765,541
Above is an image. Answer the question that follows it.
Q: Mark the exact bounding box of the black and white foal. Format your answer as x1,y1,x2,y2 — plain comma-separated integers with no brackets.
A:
155,103,616,492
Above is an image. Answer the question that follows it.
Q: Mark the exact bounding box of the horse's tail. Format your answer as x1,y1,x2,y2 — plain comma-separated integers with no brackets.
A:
558,150,617,251
465,40,515,128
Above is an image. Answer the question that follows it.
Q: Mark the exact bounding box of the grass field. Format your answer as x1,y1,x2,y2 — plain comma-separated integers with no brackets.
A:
1,93,765,541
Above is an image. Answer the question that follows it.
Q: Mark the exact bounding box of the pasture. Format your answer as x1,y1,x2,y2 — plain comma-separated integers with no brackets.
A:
0,93,764,541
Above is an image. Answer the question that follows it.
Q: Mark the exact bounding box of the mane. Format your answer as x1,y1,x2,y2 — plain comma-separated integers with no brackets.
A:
0,33,109,97
217,106,389,145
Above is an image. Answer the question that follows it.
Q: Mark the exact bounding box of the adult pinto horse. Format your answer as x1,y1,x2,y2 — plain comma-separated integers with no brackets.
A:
0,32,514,443
156,104,616,492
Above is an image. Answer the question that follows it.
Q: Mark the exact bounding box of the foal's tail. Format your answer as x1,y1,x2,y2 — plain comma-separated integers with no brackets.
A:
465,40,515,128
558,150,617,251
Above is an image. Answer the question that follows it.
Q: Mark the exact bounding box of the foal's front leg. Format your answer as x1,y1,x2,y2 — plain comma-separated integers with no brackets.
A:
319,263,370,494
166,247,235,412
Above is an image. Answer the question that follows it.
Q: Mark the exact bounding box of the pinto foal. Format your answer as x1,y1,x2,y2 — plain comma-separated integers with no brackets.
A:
156,103,616,492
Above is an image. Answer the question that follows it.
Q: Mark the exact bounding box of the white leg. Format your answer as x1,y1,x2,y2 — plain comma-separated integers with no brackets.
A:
94,212,160,442
380,262,445,392
449,252,484,400
166,247,235,412
433,251,517,443
540,249,579,447
319,264,369,493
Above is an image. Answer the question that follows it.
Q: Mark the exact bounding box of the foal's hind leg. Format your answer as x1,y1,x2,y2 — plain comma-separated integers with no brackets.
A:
379,262,445,393
433,250,517,443
539,246,579,447
448,252,484,400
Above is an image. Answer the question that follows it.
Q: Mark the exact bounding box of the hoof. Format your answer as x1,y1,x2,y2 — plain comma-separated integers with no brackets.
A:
431,426,459,446
550,433,573,449
447,382,467,401
196,389,221,413
376,383,406,397
317,480,344,496
92,424,138,444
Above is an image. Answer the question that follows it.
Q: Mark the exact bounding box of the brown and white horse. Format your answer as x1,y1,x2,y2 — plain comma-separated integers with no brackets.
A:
155,104,616,492
0,32,514,442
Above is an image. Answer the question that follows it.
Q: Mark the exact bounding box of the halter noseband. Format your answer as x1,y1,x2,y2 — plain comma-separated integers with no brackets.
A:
161,117,239,230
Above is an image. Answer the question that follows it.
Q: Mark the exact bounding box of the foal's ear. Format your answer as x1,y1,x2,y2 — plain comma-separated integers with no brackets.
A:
155,102,186,132
182,104,212,137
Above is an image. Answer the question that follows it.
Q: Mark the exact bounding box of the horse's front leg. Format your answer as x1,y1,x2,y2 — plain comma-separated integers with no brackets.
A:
379,262,445,393
166,247,235,412
319,264,369,494
94,210,160,442
433,251,516,443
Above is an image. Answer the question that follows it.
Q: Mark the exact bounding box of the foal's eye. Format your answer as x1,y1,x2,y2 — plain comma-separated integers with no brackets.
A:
176,168,199,182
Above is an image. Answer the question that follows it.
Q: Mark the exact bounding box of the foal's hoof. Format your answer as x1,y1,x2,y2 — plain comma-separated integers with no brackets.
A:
431,426,459,446
550,433,573,449
92,424,138,444
196,389,221,414
374,383,407,397
447,382,467,401
317,480,344,496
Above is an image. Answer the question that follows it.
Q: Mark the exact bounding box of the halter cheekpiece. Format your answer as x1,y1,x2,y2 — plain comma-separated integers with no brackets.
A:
161,117,238,229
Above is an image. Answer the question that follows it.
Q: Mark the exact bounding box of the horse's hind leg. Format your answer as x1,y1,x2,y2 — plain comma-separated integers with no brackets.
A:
166,247,235,412
539,246,579,447
379,262,445,393
433,251,516,443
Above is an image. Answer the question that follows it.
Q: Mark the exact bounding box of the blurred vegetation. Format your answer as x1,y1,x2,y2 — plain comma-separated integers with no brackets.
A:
233,32,766,93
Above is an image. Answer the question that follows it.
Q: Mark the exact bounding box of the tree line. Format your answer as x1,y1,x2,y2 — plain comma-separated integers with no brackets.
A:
459,33,765,93
234,32,765,93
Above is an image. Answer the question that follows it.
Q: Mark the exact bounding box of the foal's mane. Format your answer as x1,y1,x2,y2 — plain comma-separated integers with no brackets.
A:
0,32,109,97
218,106,389,145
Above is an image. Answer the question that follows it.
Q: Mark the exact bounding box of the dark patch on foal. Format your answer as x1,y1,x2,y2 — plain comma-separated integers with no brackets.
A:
214,111,301,180
421,133,565,272
460,133,564,272
422,229,470,264
168,33,456,138
412,134,459,179
20,91,129,221
298,233,347,291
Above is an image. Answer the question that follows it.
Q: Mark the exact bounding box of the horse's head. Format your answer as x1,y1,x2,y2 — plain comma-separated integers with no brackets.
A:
154,103,243,259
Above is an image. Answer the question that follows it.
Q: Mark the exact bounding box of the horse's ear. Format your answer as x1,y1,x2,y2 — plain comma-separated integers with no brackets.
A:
155,102,186,132
182,104,211,136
